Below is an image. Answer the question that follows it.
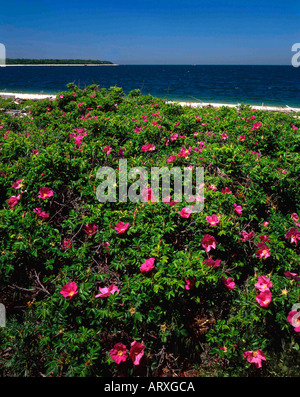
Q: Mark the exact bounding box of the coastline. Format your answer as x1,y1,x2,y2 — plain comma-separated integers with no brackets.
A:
4,64,118,67
166,100,300,113
0,91,300,113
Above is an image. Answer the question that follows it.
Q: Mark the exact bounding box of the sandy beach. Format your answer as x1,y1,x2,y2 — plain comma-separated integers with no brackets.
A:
0,91,300,113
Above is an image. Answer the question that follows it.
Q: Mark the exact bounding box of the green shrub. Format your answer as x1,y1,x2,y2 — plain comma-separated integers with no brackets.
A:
0,85,299,377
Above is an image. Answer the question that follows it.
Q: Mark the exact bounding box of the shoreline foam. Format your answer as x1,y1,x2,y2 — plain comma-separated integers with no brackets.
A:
0,92,299,113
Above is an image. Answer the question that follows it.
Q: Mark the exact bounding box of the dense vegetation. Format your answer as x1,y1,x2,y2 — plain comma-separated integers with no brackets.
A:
0,84,300,377
5,59,114,65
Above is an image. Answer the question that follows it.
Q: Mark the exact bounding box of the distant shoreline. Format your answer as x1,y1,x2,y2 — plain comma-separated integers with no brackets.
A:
3,64,118,67
0,91,299,113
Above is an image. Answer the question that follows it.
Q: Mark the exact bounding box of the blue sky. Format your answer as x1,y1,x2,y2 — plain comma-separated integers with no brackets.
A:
0,0,299,64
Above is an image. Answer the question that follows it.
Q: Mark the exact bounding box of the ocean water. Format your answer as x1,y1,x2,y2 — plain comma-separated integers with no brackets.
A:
0,65,299,107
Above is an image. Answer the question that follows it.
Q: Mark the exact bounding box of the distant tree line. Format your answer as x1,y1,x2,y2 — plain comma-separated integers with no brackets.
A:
6,58,114,65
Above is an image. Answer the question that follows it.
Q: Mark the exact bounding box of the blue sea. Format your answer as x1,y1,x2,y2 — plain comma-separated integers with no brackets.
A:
0,65,299,107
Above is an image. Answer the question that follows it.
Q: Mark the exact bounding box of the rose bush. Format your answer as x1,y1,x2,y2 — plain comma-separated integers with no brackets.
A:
0,85,299,377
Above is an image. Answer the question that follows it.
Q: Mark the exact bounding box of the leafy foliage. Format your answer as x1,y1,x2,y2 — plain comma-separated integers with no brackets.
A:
0,84,299,377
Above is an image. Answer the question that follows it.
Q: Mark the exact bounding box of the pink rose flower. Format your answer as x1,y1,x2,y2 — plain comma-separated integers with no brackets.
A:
8,194,21,209
255,290,272,307
141,143,155,152
38,187,53,200
110,343,128,364
129,341,145,365
12,179,24,189
243,349,266,368
60,282,78,299
285,227,300,245
206,214,220,226
222,276,235,290
201,234,217,252
95,284,120,298
233,203,243,215
203,258,221,268
255,242,271,259
287,310,300,332
115,221,129,234
33,208,49,219
140,258,155,273
83,223,98,236
241,231,255,242
179,207,192,218
254,275,272,292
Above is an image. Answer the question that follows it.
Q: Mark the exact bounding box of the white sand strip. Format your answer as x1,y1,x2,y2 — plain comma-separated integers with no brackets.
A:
0,92,299,113
0,92,56,100
167,101,300,113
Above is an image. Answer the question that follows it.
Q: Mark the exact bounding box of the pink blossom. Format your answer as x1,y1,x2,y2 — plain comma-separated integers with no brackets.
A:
12,179,24,189
110,343,128,364
134,126,143,134
241,231,255,242
95,284,120,298
177,147,191,158
251,122,263,131
115,221,129,234
283,271,300,281
38,187,53,200
33,208,49,219
184,279,195,290
203,258,221,267
287,311,300,332
291,213,299,223
220,132,229,140
8,194,21,209
103,145,111,155
259,235,269,242
83,223,98,236
162,196,179,206
141,143,155,152
243,349,266,368
62,239,72,249
291,124,299,130
285,227,300,245
233,203,243,215
129,341,145,365
255,242,271,259
208,185,217,191
179,207,192,218
255,290,272,307
140,258,155,273
221,187,232,194
167,155,177,163
222,276,235,290
206,214,220,226
201,234,217,252
60,282,78,299
141,187,156,202
255,275,273,292
170,133,179,141
238,135,245,142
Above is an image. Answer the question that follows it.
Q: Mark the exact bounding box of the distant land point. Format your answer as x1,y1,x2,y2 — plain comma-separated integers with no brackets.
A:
4,58,118,66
